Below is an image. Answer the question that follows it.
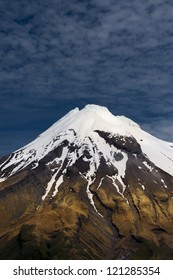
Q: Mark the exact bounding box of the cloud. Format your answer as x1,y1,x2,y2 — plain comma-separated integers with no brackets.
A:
0,0,173,154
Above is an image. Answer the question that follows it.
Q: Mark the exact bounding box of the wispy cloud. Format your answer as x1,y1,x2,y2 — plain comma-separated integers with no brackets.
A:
0,0,173,154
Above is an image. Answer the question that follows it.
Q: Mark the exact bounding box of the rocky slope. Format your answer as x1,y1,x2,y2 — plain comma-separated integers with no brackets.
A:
0,104,173,260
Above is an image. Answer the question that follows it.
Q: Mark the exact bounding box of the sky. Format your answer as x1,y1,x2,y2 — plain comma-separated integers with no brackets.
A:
0,0,173,156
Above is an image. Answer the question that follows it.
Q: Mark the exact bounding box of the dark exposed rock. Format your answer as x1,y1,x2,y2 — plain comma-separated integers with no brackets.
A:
95,130,142,154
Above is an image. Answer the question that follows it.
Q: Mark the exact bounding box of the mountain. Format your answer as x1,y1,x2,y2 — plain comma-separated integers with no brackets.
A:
0,104,173,260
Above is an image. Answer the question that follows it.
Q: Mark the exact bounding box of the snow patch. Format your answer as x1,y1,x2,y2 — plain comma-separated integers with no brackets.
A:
42,170,59,200
161,179,168,189
0,177,6,183
96,178,104,190
138,182,145,190
31,162,39,169
114,152,128,193
143,161,153,172
42,146,69,200
108,175,129,204
52,175,64,197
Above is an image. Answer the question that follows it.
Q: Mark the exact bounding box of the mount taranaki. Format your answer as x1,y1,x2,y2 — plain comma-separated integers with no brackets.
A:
0,104,173,260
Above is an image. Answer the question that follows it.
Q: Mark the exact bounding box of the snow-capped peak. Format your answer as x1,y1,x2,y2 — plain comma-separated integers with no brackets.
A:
84,105,140,128
0,104,173,179
37,104,140,140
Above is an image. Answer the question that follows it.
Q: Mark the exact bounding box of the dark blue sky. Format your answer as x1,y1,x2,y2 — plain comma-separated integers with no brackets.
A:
0,0,173,156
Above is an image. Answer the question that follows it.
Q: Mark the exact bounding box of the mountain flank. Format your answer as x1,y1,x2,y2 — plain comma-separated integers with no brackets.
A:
0,105,173,259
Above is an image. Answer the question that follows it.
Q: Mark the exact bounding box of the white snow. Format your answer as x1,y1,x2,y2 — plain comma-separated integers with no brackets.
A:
97,178,104,190
113,152,128,192
86,177,103,217
143,161,153,172
108,175,129,204
161,178,168,188
1,104,173,181
52,175,64,197
31,162,39,169
0,178,6,183
42,170,59,200
42,146,69,200
138,182,145,190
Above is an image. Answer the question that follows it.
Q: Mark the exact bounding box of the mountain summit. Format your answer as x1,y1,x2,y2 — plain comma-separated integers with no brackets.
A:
0,105,173,260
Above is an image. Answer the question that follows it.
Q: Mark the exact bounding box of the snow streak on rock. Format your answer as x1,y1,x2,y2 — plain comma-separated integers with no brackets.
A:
97,178,104,190
42,170,59,200
42,146,69,200
52,175,64,197
161,179,168,189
